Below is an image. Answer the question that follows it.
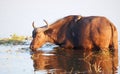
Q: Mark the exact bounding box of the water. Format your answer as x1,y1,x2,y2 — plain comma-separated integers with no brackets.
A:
33,45,120,74
0,42,119,74
0,45,34,74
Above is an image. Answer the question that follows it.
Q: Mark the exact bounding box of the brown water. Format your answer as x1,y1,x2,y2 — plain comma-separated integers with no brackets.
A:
31,47,117,74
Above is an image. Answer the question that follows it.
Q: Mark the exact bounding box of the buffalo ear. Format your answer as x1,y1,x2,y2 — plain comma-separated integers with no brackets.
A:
44,28,53,36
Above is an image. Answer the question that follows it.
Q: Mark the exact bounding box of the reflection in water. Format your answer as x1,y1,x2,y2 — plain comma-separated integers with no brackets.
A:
31,47,115,74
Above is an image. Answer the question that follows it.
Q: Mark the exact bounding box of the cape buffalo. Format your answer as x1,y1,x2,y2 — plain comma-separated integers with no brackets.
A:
30,15,118,73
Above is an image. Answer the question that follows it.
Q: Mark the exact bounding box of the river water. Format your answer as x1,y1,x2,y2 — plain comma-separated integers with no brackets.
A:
0,42,120,74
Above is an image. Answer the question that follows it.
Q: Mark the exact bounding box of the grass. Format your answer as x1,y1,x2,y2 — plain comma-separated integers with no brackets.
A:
0,34,31,45
0,39,25,45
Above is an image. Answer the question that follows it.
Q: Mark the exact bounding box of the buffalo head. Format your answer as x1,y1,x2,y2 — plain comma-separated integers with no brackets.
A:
30,20,54,52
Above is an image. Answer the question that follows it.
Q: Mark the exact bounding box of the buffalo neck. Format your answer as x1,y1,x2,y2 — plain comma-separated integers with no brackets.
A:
48,16,74,45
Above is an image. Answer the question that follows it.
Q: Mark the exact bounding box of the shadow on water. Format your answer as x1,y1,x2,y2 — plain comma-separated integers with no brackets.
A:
31,47,117,74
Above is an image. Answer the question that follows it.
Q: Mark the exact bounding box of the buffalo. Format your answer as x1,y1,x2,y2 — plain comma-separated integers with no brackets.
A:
30,15,118,73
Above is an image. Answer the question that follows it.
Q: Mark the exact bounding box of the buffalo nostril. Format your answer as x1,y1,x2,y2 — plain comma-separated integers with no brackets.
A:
30,45,33,49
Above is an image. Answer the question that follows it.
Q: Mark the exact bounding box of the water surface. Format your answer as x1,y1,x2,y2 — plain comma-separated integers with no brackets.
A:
0,42,119,74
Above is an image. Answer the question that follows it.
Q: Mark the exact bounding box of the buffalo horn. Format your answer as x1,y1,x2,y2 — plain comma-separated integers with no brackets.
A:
43,19,49,28
32,21,36,29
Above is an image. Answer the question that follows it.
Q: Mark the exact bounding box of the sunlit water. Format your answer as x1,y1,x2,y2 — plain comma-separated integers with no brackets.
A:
0,42,119,74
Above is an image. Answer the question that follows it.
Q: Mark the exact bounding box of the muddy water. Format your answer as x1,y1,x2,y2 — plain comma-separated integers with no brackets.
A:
31,47,116,74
